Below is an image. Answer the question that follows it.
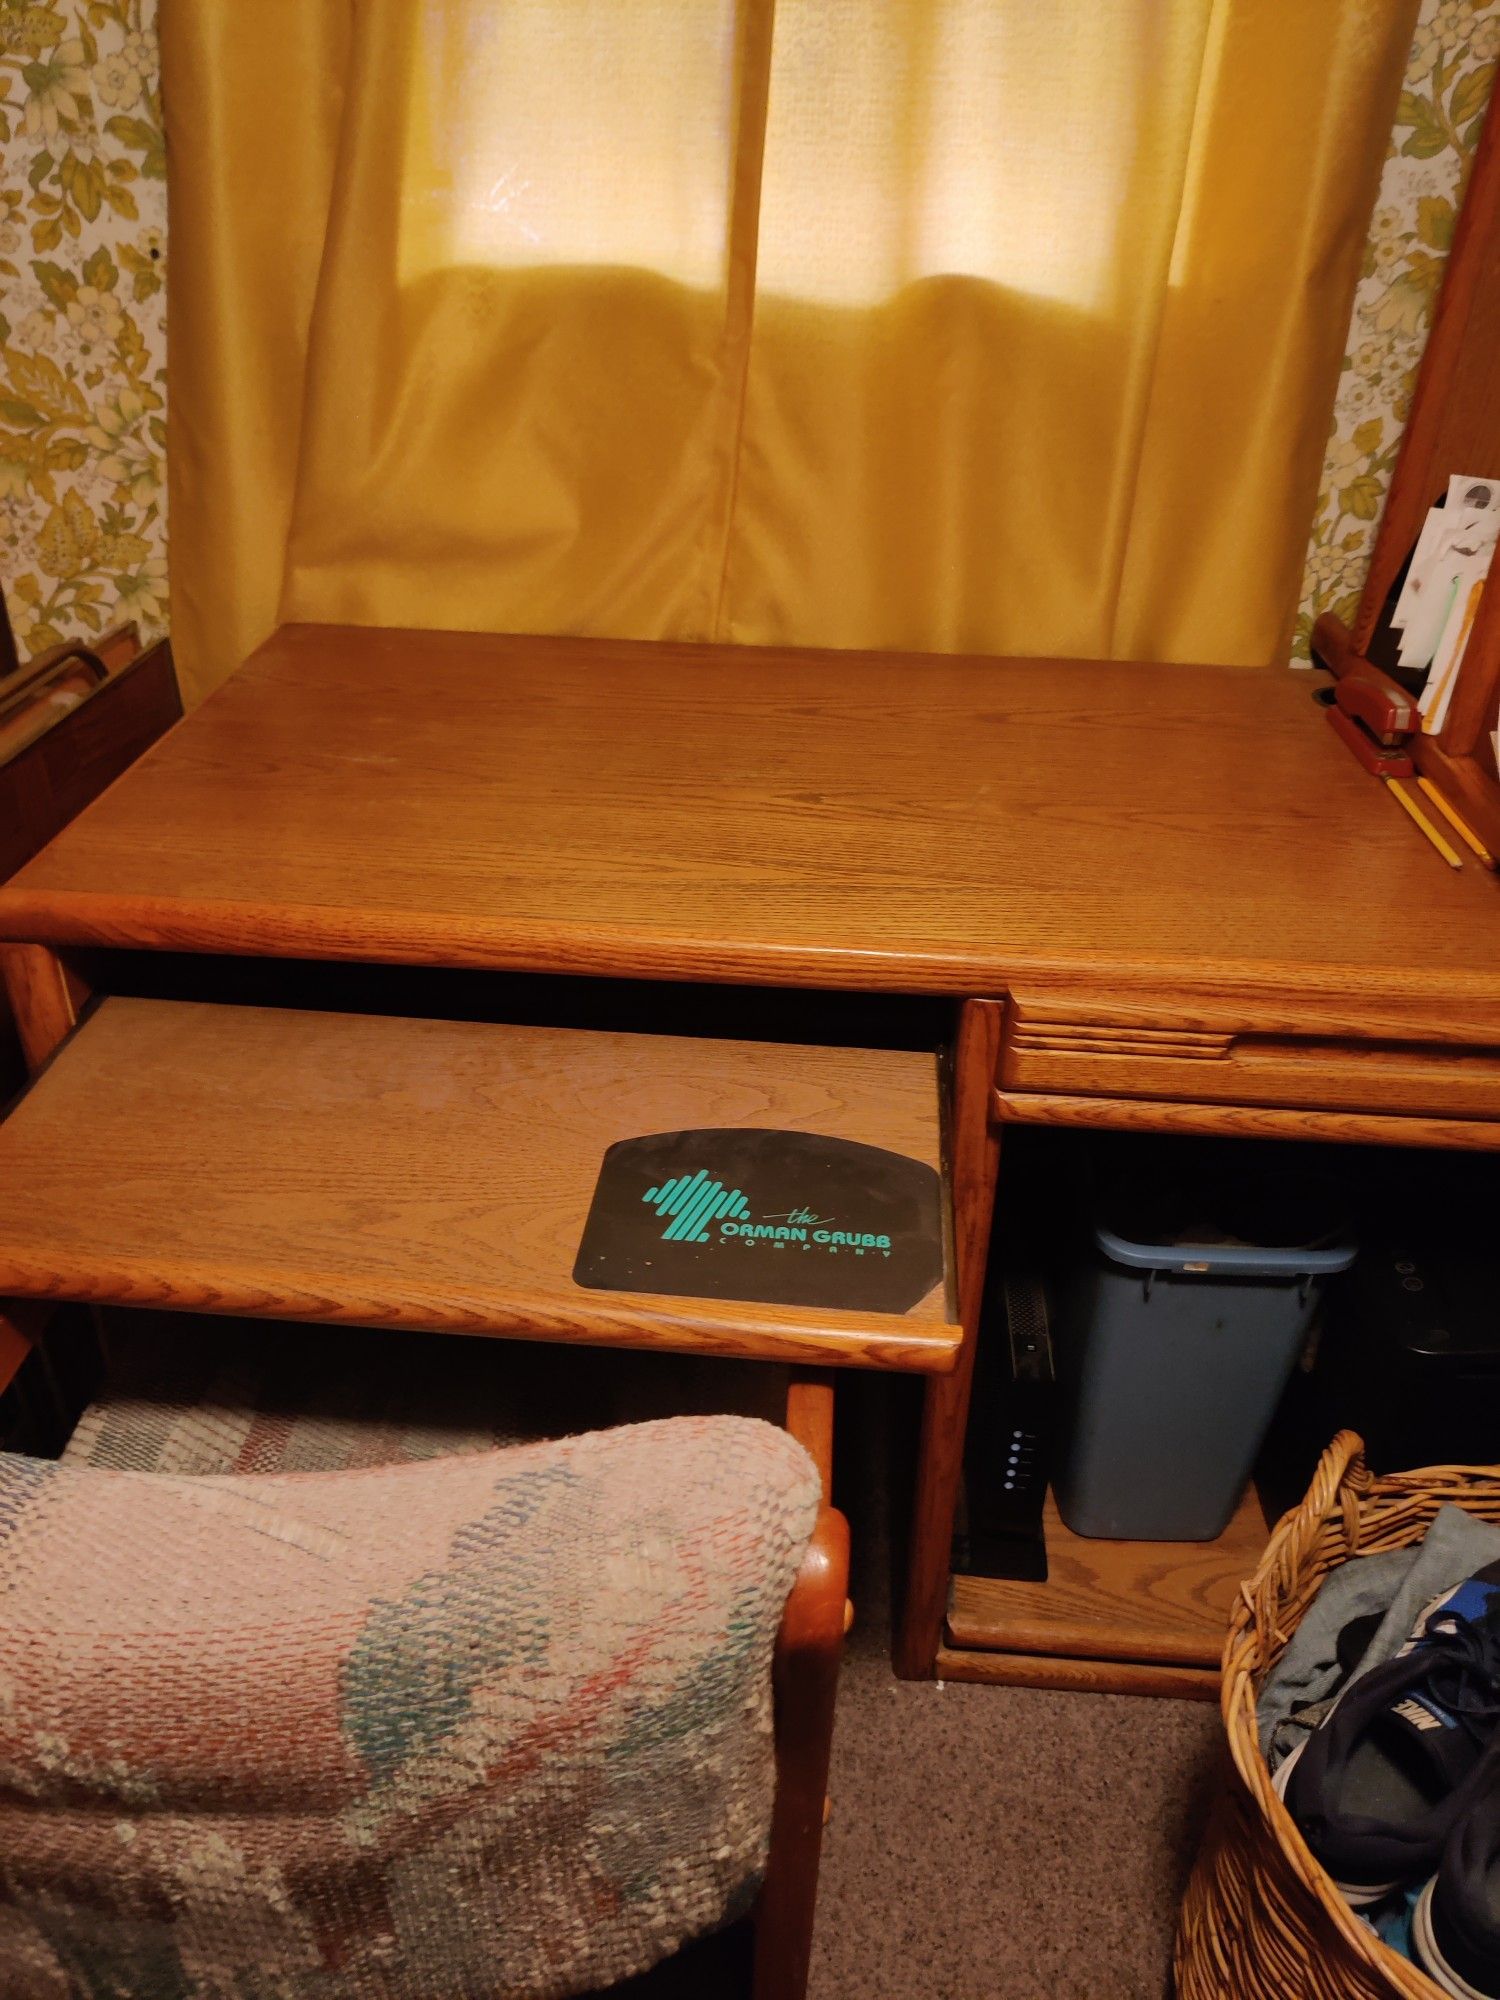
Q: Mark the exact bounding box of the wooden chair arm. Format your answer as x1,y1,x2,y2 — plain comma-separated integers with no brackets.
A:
779,1504,852,1658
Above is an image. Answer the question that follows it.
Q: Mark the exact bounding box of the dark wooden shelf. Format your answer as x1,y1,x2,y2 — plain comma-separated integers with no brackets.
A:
0,998,959,1373
939,1487,1271,1699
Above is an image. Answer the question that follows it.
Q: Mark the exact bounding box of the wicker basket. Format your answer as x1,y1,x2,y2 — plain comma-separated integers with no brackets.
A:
1175,1431,1500,2000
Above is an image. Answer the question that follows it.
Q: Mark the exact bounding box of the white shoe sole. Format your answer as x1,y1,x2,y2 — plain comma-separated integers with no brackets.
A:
1412,1876,1499,2000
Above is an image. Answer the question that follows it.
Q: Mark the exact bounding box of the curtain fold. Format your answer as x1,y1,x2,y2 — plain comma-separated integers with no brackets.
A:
162,0,1419,705
161,0,351,699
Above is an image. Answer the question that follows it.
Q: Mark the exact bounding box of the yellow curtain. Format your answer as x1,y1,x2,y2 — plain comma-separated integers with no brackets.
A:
162,0,1418,706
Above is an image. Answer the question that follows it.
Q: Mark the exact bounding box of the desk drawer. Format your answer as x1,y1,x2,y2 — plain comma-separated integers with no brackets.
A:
998,1000,1500,1121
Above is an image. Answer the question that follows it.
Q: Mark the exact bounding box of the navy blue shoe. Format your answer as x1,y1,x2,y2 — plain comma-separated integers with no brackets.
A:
1277,1564,1500,1906
1414,1767,1500,1999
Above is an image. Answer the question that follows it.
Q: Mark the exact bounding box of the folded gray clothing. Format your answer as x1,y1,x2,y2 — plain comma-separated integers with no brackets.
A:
1259,1503,1500,1770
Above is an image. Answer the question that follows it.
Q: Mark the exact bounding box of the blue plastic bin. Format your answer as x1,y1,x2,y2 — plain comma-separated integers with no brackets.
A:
1054,1172,1357,1541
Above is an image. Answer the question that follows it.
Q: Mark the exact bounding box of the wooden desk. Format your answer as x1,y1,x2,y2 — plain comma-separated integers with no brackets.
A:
5,623,1500,1012
3,624,1499,1693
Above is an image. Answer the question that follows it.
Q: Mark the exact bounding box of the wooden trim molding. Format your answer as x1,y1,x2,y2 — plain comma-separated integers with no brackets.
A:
1003,986,1500,1049
999,991,1500,1122
934,1646,1218,1702
995,1089,1500,1150
0,945,83,1072
897,997,1005,1678
1009,1021,1235,1062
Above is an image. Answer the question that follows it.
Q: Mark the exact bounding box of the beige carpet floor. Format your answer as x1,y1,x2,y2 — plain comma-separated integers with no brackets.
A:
805,1375,1224,2000
808,1625,1221,1998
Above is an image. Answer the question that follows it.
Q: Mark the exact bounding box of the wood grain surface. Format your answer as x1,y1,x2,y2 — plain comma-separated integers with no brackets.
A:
1,944,79,1069
1004,987,1500,1051
933,1647,1219,1701
0,638,180,883
1413,731,1500,857
993,1088,1500,1150
1001,1022,1500,1119
945,1488,1268,1671
0,999,958,1371
785,1369,837,1500
3,625,1500,1028
897,998,1004,1677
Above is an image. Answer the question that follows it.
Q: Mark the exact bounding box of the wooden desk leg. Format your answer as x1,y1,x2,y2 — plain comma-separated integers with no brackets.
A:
751,1364,846,2000
895,996,1004,1679
0,1303,42,1397
0,951,85,1417
755,1499,850,2000
1,944,89,1072
785,1368,836,1501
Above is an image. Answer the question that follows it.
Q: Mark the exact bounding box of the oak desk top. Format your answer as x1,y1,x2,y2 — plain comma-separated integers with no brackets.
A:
3,623,1498,1039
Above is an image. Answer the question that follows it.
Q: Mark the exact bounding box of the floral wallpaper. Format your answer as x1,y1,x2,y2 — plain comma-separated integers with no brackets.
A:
0,0,165,665
1292,0,1500,663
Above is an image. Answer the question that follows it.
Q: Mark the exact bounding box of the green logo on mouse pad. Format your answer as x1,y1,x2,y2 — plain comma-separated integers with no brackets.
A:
574,1129,945,1314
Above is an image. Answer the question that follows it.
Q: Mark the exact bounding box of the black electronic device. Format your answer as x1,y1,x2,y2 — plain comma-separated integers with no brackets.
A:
954,1267,1057,1583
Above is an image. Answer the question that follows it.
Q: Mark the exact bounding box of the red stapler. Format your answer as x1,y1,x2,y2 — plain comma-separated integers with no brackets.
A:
1310,614,1417,777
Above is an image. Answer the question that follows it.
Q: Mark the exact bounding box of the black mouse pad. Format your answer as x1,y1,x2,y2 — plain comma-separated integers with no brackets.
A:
573,1128,946,1314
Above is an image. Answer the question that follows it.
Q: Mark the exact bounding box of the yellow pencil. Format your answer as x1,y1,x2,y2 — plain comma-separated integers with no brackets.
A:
1416,775,1495,865
1386,778,1463,868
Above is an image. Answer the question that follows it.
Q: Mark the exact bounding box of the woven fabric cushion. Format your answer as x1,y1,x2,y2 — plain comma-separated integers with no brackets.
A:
0,1414,819,2000
62,1317,787,1476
